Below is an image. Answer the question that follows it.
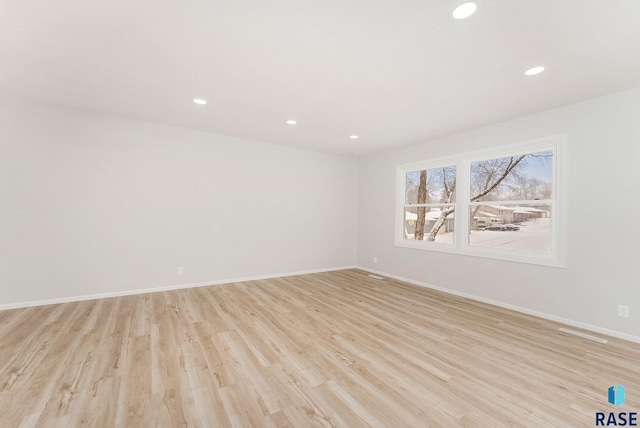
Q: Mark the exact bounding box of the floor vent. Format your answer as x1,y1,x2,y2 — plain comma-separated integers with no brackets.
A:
559,328,608,343
367,274,384,280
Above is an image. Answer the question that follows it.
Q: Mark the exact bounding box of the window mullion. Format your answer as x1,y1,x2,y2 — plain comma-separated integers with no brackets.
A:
469,199,553,206
456,158,471,250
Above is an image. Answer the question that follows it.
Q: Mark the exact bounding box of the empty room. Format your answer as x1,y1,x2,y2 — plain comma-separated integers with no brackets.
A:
1,1,640,427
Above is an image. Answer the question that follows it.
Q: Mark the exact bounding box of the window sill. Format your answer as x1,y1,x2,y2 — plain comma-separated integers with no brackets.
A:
395,239,565,268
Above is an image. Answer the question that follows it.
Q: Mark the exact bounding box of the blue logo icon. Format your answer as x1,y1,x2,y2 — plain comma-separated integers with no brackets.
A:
608,384,625,407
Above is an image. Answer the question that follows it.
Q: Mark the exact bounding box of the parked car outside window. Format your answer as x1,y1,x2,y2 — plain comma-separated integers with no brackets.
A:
484,225,506,231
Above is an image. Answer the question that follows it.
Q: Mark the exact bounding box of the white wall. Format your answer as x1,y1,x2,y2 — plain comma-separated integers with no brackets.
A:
0,95,358,306
357,86,640,339
3,87,639,340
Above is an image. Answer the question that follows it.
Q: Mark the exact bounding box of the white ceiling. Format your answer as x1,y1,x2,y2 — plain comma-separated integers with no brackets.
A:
2,1,640,157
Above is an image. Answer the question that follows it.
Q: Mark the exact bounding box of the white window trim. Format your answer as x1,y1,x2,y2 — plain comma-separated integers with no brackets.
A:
395,134,567,268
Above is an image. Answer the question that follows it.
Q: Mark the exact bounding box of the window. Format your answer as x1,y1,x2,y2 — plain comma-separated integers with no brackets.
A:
403,165,456,244
396,135,565,267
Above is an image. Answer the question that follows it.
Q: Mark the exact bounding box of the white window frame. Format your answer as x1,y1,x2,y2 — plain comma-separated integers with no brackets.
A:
395,134,567,267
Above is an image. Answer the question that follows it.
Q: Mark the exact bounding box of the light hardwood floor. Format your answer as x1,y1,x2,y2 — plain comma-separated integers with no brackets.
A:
1,269,639,427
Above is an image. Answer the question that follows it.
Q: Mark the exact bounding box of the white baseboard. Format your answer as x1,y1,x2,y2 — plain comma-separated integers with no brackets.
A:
356,266,640,345
0,265,357,311
6,265,637,345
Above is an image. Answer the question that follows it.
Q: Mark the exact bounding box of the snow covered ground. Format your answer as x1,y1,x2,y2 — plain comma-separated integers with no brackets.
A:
433,218,551,253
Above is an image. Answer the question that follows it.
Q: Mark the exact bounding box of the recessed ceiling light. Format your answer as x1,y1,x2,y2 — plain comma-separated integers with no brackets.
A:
349,135,359,139
193,98,207,105
452,2,477,20
286,120,297,125
524,66,545,76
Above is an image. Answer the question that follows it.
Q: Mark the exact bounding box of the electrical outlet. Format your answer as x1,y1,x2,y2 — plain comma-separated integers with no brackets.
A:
373,256,378,264
618,305,629,318
178,267,184,275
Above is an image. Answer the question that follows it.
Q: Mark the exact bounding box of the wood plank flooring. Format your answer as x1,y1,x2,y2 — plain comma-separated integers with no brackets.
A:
1,269,639,427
